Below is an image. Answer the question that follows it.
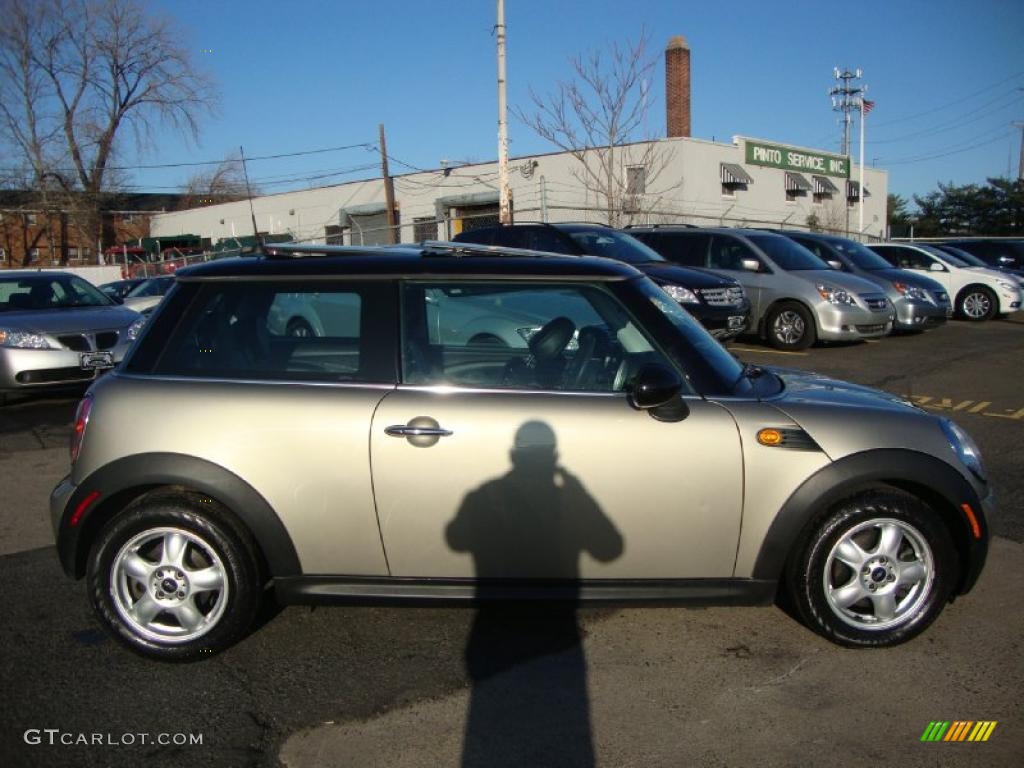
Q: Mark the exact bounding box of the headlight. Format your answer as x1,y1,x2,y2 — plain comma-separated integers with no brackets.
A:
661,284,700,305
940,418,986,483
0,329,55,349
815,283,856,305
126,316,148,341
893,282,927,301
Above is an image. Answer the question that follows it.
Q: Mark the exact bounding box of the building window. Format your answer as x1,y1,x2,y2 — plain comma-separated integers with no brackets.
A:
26,213,37,226
720,163,753,198
413,217,437,243
811,175,839,205
0,247,6,262
626,165,647,196
29,247,40,261
324,224,346,245
784,172,812,203
122,213,136,224
67,246,79,259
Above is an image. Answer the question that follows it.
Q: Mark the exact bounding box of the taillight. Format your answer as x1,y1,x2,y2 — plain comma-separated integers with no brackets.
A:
70,395,93,464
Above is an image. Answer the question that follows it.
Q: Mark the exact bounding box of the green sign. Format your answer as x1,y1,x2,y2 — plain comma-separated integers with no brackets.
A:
745,140,849,178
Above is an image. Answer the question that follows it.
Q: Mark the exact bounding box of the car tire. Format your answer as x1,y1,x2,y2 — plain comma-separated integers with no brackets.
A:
286,318,315,337
786,489,957,648
956,285,997,321
766,302,816,350
86,491,262,661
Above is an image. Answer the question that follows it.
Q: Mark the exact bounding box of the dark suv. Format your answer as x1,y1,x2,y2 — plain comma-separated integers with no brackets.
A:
941,239,1024,280
452,223,751,340
51,242,990,660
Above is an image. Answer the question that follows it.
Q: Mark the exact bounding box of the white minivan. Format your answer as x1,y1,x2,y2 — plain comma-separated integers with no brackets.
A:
869,243,1022,321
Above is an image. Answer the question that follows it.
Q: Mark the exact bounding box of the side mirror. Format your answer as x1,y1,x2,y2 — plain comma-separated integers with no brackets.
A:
929,262,945,272
741,258,761,272
827,260,843,271
629,363,684,410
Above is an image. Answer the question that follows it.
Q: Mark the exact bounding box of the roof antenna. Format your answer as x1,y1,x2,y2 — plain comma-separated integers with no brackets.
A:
239,145,262,253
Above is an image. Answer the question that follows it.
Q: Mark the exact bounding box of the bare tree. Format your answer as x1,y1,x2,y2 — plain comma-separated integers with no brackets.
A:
181,153,258,209
514,32,676,226
0,0,215,263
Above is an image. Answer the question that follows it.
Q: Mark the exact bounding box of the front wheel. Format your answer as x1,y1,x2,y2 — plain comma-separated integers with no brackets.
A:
956,285,997,321
786,489,957,647
87,491,262,661
766,302,816,350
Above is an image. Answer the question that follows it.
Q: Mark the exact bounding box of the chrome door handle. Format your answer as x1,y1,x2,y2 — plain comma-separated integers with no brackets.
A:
385,425,453,438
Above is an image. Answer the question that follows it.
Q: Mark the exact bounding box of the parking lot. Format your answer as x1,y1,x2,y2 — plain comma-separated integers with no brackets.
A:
1,317,1021,768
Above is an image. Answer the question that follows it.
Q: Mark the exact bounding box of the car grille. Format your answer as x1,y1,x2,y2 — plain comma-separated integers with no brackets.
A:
859,294,890,311
57,330,120,351
15,367,96,384
856,324,887,334
57,334,90,351
699,286,745,306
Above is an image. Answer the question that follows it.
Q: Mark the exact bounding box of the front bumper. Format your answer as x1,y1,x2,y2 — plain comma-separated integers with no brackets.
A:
0,340,131,392
687,300,751,341
815,302,894,341
893,298,949,331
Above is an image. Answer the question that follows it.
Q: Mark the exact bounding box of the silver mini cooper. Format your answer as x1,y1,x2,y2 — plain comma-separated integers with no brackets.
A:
51,242,991,660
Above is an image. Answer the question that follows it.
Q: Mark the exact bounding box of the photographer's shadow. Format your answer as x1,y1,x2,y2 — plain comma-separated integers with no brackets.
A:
446,421,624,768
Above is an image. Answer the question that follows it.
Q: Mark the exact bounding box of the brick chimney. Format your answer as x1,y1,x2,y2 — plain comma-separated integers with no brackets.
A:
665,35,691,138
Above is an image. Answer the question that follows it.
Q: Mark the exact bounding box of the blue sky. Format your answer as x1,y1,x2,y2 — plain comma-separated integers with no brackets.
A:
137,0,1024,204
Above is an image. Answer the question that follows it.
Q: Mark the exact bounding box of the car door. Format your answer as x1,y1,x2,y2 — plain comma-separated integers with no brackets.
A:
369,279,744,581
708,235,773,320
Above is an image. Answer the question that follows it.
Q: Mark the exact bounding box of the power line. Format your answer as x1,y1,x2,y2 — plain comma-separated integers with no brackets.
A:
868,90,1022,145
870,70,1024,129
883,130,1013,166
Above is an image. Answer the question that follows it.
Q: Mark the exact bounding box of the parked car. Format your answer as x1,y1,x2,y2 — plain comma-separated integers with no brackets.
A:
0,271,145,404
52,242,990,660
628,226,894,350
452,223,752,340
98,278,148,302
933,243,1024,287
940,239,1024,280
121,275,176,314
772,231,951,332
867,243,1022,321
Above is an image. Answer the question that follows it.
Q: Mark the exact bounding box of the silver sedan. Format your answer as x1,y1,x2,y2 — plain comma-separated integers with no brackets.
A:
0,271,145,402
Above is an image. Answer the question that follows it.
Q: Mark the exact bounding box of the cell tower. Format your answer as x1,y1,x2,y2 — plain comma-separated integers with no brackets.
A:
829,67,863,156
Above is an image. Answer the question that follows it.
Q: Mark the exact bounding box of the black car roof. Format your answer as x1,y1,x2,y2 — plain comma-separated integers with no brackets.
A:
175,243,641,281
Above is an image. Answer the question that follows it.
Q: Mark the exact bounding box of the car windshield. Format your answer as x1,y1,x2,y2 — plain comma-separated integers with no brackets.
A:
127,276,174,297
937,246,987,268
562,227,667,265
830,239,894,270
747,234,830,271
0,274,113,311
919,244,968,267
634,278,746,386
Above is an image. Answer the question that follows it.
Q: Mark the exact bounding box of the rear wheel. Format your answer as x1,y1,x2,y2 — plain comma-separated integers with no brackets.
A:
786,489,956,647
87,491,262,661
766,302,816,350
286,318,315,337
956,285,997,321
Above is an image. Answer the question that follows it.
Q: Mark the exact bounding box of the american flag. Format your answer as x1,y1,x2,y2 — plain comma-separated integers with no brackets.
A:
862,99,875,114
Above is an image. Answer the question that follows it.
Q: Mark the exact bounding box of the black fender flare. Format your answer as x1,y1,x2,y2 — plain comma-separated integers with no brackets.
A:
57,453,301,579
752,449,988,593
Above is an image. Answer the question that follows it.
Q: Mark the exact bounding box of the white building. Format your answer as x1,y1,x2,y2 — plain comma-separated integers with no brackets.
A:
151,134,887,247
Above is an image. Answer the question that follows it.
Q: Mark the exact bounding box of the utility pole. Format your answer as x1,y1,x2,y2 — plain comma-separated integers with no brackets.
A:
496,0,511,225
1014,122,1024,180
829,67,863,157
378,123,398,244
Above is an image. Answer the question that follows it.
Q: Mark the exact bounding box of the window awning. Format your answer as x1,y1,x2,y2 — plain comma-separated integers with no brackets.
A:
846,180,870,198
812,175,839,195
785,172,813,192
720,163,754,185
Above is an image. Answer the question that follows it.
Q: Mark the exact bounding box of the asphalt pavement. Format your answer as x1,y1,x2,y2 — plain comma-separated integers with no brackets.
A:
0,317,1021,768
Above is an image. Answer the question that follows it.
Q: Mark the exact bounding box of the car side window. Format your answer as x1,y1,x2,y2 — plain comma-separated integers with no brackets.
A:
639,233,708,267
401,281,670,393
708,236,757,270
151,281,396,383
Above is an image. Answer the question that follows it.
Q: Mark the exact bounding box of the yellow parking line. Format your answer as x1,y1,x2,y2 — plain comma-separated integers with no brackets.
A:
729,346,809,356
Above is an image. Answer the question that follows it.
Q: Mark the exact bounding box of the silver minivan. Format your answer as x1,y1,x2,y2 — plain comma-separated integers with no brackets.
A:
629,227,895,350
